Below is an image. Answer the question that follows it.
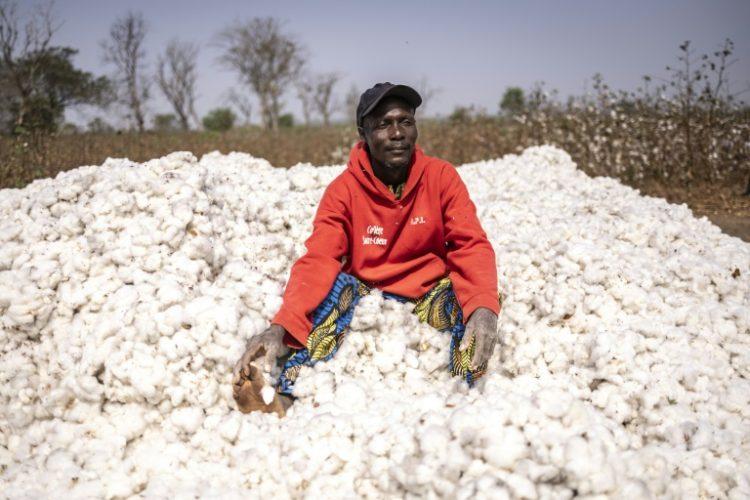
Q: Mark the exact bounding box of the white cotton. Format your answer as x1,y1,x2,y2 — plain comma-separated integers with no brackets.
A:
482,425,529,470
170,406,204,434
261,386,276,405
0,147,748,498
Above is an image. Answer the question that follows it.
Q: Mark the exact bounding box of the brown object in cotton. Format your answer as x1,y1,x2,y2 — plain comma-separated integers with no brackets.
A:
232,346,287,417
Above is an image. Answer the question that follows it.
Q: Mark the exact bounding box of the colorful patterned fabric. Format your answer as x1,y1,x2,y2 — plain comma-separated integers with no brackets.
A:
387,182,405,200
276,273,368,395
276,273,489,397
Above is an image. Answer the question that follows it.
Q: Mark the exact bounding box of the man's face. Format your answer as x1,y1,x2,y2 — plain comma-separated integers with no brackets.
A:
359,97,418,171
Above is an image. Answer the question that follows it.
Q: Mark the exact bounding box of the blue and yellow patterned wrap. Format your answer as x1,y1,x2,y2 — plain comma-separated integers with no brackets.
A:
276,272,490,396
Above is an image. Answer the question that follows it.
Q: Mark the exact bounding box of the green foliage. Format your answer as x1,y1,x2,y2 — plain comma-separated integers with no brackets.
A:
153,113,178,132
448,105,482,124
278,112,294,128
2,47,111,134
500,87,525,116
448,106,471,124
59,122,79,135
202,107,236,131
87,117,114,133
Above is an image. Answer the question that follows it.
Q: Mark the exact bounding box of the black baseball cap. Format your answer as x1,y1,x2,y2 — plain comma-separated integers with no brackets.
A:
356,82,422,127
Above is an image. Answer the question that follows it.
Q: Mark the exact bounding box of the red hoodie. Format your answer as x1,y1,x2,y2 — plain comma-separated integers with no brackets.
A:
273,141,499,347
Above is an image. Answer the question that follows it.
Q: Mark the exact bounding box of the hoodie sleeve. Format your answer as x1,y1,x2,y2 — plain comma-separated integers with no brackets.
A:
440,163,500,319
272,179,351,347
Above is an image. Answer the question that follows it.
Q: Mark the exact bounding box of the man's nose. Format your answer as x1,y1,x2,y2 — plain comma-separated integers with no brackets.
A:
390,124,404,139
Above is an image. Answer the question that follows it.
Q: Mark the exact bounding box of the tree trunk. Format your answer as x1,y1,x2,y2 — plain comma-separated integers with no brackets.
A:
269,94,280,131
129,81,145,132
177,109,189,130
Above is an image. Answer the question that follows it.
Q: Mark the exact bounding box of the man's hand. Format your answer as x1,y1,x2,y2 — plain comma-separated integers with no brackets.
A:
232,324,290,401
459,307,499,371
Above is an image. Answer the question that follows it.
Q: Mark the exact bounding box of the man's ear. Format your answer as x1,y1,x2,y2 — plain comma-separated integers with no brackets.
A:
357,126,366,141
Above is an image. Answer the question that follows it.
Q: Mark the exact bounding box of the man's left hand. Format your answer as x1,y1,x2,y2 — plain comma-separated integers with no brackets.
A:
459,307,499,371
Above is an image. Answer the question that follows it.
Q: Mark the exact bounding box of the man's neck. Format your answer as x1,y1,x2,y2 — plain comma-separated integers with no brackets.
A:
370,156,410,187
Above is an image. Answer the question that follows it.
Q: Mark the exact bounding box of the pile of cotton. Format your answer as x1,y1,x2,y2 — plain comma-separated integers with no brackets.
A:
1,146,748,498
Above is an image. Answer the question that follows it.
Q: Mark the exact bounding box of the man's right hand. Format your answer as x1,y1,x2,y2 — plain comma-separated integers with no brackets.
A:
232,324,290,396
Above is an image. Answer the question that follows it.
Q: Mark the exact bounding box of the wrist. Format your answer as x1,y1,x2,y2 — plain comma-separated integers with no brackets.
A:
268,323,287,337
470,307,497,320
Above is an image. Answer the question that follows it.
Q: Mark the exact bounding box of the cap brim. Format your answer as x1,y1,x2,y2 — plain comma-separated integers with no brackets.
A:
361,85,422,123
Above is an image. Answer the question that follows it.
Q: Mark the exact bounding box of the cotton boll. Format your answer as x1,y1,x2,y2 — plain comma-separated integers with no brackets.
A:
259,292,282,317
257,385,275,406
481,425,528,470
334,380,368,411
69,375,105,403
418,424,451,458
533,387,574,419
213,301,239,334
722,381,750,416
373,336,406,374
562,436,619,495
170,407,205,434
218,412,243,444
44,448,80,483
503,473,537,499
106,404,148,442
156,278,186,308
614,478,651,499
288,166,320,192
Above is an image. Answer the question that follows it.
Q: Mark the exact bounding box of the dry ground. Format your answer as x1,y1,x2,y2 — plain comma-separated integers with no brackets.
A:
640,182,750,243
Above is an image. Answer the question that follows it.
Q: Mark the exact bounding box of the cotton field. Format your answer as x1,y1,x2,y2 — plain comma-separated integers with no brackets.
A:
0,146,748,499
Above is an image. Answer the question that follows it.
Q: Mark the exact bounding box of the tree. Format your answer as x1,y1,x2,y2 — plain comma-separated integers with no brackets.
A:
0,1,110,134
312,72,338,126
217,17,305,131
102,11,149,132
278,112,294,128
153,113,177,132
12,47,110,133
87,116,113,133
415,76,440,116
449,105,475,124
344,83,359,124
500,87,525,116
59,121,77,135
156,39,198,130
296,79,314,125
225,87,252,125
202,107,235,131
297,72,338,125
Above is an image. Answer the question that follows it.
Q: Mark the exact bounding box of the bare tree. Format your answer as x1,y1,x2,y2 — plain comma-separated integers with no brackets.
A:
415,76,440,116
216,17,304,131
102,11,148,132
312,72,339,126
0,0,56,131
344,83,359,124
225,87,252,125
296,73,338,125
156,39,198,130
296,79,314,125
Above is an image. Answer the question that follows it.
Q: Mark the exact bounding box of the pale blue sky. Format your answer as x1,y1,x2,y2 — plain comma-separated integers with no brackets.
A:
23,0,750,127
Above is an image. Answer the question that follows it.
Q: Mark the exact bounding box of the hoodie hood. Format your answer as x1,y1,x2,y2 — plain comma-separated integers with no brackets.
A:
347,141,428,203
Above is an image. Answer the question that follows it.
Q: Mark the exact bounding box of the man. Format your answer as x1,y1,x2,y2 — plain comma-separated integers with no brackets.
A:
232,83,500,416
